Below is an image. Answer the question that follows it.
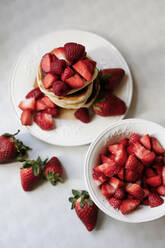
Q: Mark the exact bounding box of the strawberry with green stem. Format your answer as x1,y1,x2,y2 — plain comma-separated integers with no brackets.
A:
0,130,30,163
69,190,98,231
44,157,64,185
20,156,48,191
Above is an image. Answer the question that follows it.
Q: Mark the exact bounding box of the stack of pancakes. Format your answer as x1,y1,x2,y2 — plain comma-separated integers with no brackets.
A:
37,61,100,110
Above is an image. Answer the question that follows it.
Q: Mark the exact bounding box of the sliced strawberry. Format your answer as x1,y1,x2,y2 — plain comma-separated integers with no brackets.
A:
129,133,140,144
125,155,138,170
41,96,55,108
146,175,161,187
108,143,127,166
92,172,108,186
157,185,165,196
145,168,157,178
114,188,125,200
101,183,115,198
151,137,165,154
34,112,54,130
52,47,69,63
64,42,85,62
148,192,164,207
162,166,165,185
127,142,155,165
43,107,59,118
26,87,43,99
21,110,33,126
51,59,66,75
120,199,140,215
19,97,35,111
101,68,125,90
100,154,120,174
43,73,58,89
140,134,151,150
41,53,52,73
73,59,94,81
93,160,119,178
108,197,121,209
117,168,125,180
65,73,84,88
36,96,55,111
125,169,139,182
61,67,74,81
74,108,90,123
53,80,70,96
126,183,144,200
109,177,125,190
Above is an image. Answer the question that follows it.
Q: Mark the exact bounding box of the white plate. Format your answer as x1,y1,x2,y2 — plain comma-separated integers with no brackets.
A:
85,119,165,223
10,30,133,146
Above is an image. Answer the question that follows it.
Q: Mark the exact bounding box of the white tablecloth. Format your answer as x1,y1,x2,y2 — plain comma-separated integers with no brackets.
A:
0,0,165,247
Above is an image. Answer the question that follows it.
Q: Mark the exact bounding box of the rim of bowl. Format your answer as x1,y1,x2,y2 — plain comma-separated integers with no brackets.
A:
84,118,165,223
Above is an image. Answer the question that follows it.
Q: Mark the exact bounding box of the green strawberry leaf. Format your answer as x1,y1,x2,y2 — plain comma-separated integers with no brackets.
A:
94,105,102,112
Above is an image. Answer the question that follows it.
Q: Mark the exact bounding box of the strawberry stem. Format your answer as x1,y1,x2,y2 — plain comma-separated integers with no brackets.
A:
69,190,93,209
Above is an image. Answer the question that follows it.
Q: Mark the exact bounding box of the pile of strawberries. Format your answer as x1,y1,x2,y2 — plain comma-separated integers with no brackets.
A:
41,42,96,92
93,133,165,215
19,88,59,129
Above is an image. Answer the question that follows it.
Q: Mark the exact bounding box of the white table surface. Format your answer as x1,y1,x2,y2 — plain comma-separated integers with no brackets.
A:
0,0,165,247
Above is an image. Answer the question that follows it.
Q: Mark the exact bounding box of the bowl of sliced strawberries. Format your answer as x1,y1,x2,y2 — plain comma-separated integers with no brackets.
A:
85,118,165,223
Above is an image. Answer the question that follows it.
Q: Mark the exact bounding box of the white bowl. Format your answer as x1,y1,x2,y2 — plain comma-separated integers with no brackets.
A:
84,118,165,223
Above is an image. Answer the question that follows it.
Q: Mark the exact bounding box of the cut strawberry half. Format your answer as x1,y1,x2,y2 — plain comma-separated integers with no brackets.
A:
51,47,69,64
125,169,139,182
129,133,140,144
117,168,125,180
108,197,121,209
114,188,125,200
41,53,55,73
146,175,161,187
41,96,55,108
92,172,108,186
21,110,33,126
93,160,119,178
151,137,165,154
43,73,59,89
36,96,55,111
65,73,84,88
53,81,70,96
34,112,54,130
126,183,144,200
109,177,125,190
108,143,127,166
140,134,151,150
19,98,35,111
26,87,43,99
143,188,150,199
101,183,115,198
61,67,74,81
120,199,140,215
148,192,164,207
73,60,93,81
51,59,66,75
125,155,138,170
127,141,155,165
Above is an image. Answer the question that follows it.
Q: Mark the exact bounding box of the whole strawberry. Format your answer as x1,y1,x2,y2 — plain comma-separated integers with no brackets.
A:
93,91,126,116
0,130,30,163
101,68,125,90
20,156,47,191
69,190,98,231
44,157,64,185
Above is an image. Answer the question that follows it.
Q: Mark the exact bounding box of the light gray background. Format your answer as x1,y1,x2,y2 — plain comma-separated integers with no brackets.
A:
0,0,165,247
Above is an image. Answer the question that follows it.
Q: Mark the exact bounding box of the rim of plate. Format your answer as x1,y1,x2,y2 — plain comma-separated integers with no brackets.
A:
10,29,133,146
84,118,165,223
